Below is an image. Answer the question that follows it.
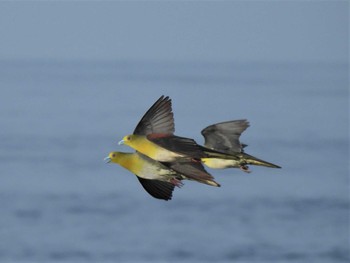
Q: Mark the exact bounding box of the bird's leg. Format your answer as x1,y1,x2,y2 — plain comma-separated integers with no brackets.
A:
191,158,201,163
170,178,184,188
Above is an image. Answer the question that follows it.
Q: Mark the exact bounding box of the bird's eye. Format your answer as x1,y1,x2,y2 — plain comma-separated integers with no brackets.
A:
112,154,116,158
127,136,131,140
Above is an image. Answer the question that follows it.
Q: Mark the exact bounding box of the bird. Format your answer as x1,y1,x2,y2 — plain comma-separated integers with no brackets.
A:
118,95,208,162
200,120,281,172
104,151,220,201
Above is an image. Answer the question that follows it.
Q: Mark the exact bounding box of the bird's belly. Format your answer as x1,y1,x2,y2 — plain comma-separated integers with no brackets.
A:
137,162,175,180
146,145,184,162
202,158,240,169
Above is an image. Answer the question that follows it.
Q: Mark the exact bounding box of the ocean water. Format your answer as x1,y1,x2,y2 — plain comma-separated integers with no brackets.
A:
0,59,348,262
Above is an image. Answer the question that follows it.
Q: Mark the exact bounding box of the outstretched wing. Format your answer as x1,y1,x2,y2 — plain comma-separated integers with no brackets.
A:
136,177,176,201
133,95,175,136
201,120,249,154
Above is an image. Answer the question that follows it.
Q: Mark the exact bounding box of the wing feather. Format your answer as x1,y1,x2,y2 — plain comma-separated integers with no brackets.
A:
201,120,249,154
136,177,175,201
133,95,175,135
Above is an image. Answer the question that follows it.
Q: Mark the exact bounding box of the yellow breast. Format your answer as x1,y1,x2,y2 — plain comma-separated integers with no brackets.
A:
127,135,183,162
117,153,142,175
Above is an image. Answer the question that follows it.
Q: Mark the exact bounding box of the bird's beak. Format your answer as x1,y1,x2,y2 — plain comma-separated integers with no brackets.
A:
118,139,124,145
104,156,111,163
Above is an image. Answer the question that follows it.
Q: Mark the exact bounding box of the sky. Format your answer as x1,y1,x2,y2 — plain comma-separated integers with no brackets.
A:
0,1,348,63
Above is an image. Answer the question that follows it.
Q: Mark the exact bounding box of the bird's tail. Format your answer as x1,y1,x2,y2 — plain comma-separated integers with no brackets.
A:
240,152,281,169
186,178,220,187
200,146,280,169
200,179,221,187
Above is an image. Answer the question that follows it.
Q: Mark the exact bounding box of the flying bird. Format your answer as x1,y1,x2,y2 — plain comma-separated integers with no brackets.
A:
104,151,220,201
118,95,207,162
200,120,281,172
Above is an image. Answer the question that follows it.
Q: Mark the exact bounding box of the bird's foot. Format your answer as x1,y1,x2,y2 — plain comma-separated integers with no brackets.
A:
170,178,184,188
240,165,251,173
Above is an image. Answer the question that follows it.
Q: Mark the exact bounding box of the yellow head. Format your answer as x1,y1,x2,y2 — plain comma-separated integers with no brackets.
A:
118,134,140,148
104,151,123,164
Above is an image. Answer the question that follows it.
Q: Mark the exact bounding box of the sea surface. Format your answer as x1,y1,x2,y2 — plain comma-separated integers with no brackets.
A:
0,59,348,262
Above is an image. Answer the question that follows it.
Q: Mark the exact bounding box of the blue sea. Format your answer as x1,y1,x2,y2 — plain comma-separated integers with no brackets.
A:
0,59,348,262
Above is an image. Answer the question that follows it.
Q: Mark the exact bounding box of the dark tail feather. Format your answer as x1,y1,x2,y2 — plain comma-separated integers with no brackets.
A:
200,145,281,169
241,153,281,169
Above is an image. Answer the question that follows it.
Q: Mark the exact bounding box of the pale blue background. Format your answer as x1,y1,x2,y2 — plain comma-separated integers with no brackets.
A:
0,1,347,62
0,2,348,262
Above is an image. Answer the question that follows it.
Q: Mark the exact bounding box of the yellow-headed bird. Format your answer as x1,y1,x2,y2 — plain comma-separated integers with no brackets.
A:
104,151,220,201
200,120,281,172
119,95,208,162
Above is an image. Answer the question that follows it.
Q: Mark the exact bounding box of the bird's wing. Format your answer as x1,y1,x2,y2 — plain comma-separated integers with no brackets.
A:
133,95,175,136
148,135,207,159
201,120,250,154
136,177,175,201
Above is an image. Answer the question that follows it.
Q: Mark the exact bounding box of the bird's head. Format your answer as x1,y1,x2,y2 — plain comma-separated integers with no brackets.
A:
118,134,136,146
104,152,122,164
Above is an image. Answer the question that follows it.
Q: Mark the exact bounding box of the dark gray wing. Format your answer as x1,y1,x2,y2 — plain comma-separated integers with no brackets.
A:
133,95,175,136
136,177,175,201
201,120,250,154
